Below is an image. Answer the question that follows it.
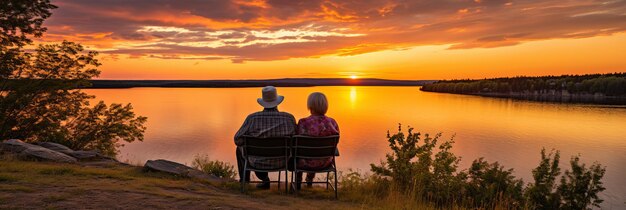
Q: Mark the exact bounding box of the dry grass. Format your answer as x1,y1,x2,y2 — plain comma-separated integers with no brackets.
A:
0,157,517,210
0,159,363,209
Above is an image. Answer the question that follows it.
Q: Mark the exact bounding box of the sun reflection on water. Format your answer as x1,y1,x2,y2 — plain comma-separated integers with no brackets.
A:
349,86,357,108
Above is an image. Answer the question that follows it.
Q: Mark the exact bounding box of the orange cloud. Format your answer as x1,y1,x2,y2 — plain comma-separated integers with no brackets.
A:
38,0,626,63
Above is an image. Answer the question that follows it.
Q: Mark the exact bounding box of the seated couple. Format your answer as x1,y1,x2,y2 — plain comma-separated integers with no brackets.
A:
234,86,339,189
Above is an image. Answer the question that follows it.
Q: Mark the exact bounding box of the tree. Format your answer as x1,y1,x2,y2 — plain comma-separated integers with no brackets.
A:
557,156,606,209
525,149,562,210
1,0,146,156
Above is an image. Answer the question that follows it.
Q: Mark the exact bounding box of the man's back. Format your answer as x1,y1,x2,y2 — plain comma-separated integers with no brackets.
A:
234,108,296,146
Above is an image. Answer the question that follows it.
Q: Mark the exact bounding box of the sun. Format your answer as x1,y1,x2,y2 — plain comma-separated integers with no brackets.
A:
350,75,359,79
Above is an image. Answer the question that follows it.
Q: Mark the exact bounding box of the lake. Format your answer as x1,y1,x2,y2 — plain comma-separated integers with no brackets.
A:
85,87,626,208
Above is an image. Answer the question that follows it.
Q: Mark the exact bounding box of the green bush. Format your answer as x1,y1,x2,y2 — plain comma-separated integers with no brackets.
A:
365,125,606,209
525,149,562,210
557,156,606,209
465,158,524,208
370,125,467,208
192,155,236,180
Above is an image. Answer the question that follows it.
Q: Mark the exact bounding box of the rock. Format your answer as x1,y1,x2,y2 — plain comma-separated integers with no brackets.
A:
34,142,75,154
1,139,33,153
2,139,77,163
33,142,115,161
20,147,78,163
2,140,114,164
69,150,101,160
144,159,222,182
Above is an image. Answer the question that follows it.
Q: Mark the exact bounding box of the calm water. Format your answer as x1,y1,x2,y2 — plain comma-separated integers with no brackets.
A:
85,87,626,208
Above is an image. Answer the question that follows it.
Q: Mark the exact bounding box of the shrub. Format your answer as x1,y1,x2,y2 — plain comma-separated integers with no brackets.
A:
367,125,606,210
370,125,467,208
192,155,236,180
525,149,562,210
557,156,606,209
464,158,524,208
524,149,606,210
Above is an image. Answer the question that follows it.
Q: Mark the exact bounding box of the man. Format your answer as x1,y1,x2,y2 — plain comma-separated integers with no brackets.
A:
234,86,296,189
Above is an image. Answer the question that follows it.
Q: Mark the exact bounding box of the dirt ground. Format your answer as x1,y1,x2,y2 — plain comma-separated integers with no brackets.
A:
0,160,363,210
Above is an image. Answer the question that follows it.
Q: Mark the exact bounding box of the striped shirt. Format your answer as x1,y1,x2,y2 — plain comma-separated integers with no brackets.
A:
234,108,296,169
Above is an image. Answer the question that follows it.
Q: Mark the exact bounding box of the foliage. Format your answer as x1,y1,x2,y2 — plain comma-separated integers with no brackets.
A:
525,149,562,210
1,0,56,46
421,73,626,96
340,169,391,200
465,158,524,208
370,125,467,207
53,102,147,156
339,169,439,209
368,125,606,209
192,155,237,180
557,156,606,210
0,0,146,156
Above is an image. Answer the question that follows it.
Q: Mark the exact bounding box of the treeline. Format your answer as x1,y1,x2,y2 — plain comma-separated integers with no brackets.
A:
421,73,626,96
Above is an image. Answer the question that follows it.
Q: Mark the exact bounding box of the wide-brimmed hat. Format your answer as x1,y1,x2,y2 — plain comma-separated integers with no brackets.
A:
257,86,284,108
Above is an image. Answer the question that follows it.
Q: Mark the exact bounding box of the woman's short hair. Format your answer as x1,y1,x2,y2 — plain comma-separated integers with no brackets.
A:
307,92,328,115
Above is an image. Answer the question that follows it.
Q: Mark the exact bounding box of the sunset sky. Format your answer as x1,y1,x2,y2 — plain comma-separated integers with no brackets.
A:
37,0,626,80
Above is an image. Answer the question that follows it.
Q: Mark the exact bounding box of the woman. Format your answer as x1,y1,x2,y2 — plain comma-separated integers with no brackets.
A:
296,92,339,188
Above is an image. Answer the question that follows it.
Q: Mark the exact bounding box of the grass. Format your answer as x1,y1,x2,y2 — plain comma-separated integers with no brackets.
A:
0,157,516,210
0,185,36,193
39,167,75,175
0,159,363,209
43,194,70,203
191,155,237,180
0,174,16,183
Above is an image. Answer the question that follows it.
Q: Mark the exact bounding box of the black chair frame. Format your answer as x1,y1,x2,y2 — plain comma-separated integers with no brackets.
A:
240,136,290,193
290,135,339,199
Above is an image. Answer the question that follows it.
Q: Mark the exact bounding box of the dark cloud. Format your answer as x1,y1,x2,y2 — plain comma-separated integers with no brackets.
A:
40,0,626,62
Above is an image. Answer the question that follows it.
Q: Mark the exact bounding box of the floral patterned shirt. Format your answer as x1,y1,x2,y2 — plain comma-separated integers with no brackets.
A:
297,115,339,137
296,115,339,169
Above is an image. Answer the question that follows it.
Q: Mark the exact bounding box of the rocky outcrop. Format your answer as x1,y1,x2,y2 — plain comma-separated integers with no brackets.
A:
1,139,119,163
1,139,77,163
1,139,33,153
68,150,102,160
34,142,114,161
2,140,223,183
144,159,222,182
21,146,78,163
34,142,74,154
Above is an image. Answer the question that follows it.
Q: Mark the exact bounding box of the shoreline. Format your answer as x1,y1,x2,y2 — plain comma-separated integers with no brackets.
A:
86,78,436,89
420,89,626,105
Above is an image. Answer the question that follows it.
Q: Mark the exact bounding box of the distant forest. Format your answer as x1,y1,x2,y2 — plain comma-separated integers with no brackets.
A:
421,73,626,96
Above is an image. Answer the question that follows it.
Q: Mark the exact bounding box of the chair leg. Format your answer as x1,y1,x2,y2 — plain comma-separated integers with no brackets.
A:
240,176,244,193
334,170,338,199
289,169,294,194
278,171,281,191
241,170,247,193
284,170,289,194
326,172,330,190
294,170,299,196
